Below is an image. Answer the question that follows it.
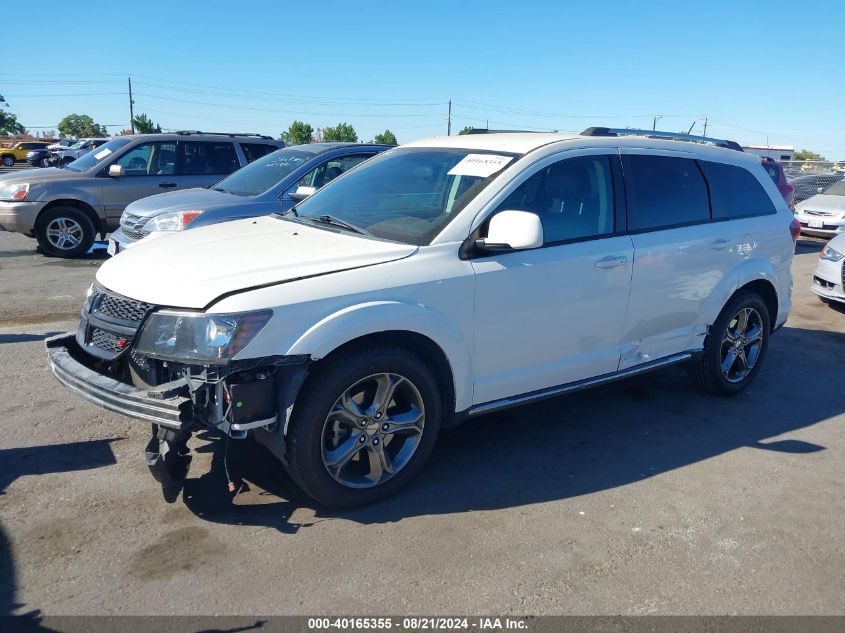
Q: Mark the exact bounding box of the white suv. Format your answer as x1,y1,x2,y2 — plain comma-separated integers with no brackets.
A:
47,129,798,507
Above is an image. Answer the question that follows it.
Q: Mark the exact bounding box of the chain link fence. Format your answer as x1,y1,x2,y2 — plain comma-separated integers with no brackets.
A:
780,160,845,203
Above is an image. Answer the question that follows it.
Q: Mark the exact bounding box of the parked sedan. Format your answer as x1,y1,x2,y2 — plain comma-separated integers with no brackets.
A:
794,179,845,237
108,142,390,254
811,233,845,304
790,172,844,204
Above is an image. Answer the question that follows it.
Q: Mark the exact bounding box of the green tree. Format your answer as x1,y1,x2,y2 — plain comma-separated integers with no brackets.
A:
58,114,107,138
132,113,161,134
374,129,398,145
457,126,474,135
322,122,358,142
793,149,825,161
280,120,314,146
0,94,25,136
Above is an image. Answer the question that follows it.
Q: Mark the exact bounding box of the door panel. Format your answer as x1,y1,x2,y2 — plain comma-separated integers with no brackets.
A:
471,235,634,404
101,142,180,221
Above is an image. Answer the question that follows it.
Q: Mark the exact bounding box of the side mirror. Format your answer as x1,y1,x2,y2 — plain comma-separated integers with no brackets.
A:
477,210,544,253
290,185,317,201
108,164,125,178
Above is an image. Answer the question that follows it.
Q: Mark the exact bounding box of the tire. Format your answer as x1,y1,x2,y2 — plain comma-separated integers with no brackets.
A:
285,344,443,508
691,291,771,396
1,155,14,167
35,206,97,258
39,157,50,168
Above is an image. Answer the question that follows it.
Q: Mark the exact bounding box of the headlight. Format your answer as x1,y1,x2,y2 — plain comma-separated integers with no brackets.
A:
820,244,844,262
148,209,204,232
134,309,272,363
0,182,29,201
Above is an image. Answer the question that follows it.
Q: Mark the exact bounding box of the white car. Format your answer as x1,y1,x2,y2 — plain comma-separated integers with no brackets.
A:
793,179,845,237
46,128,797,507
811,234,845,304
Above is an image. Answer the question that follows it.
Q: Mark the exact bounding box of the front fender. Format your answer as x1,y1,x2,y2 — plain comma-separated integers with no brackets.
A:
284,300,474,412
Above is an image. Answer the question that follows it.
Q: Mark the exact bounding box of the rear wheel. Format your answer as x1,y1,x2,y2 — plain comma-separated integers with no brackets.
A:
691,291,770,395
285,344,442,508
1,155,14,167
35,206,96,258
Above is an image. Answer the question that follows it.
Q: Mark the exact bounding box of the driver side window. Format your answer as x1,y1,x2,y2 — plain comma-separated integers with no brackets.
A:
114,142,177,176
493,154,615,244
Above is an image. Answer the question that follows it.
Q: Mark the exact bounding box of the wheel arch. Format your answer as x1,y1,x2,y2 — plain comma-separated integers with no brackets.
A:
36,199,104,238
275,301,473,414
734,278,779,329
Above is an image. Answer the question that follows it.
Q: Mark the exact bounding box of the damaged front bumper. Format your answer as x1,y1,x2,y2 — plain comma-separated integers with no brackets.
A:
47,333,193,429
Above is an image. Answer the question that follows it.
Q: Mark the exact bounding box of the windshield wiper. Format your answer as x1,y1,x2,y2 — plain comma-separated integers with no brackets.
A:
300,214,371,236
213,187,228,194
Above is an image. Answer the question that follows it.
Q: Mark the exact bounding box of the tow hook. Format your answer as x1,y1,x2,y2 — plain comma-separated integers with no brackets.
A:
144,424,192,503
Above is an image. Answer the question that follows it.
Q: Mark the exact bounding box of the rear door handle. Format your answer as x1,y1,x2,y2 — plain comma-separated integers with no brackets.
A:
595,255,628,269
710,238,732,250
159,182,177,189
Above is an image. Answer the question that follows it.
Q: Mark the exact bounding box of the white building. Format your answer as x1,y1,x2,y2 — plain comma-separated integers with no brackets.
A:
741,144,794,161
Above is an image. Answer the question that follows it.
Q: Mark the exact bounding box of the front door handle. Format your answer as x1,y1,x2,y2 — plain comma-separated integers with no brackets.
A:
159,182,177,189
710,238,732,250
595,255,628,269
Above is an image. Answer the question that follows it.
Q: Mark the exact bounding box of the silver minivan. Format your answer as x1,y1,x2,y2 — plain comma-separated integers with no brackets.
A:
0,131,283,257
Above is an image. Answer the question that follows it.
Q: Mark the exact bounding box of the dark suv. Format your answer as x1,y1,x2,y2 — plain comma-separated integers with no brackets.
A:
0,131,284,257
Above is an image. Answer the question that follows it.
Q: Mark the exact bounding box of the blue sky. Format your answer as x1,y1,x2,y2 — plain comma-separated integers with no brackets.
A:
4,0,844,158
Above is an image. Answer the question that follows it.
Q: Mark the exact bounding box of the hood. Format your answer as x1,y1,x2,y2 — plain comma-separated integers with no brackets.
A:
0,167,81,184
125,187,241,217
799,194,845,214
96,215,417,309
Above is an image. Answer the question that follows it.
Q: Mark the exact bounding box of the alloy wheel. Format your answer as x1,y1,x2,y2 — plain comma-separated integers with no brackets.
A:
720,307,764,383
45,217,84,251
321,372,425,489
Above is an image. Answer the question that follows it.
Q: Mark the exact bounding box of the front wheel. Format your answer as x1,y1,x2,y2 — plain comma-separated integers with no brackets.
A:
691,291,771,395
285,344,442,508
39,157,50,168
35,206,96,258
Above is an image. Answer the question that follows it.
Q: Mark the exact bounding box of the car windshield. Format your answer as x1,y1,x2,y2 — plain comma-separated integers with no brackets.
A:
823,180,845,196
290,147,517,245
64,138,131,172
214,148,314,197
69,141,86,149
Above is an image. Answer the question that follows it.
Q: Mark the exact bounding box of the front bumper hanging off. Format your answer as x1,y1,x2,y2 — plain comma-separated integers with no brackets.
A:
46,333,193,429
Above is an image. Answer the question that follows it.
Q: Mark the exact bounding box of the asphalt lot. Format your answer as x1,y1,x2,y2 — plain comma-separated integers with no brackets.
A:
0,226,843,616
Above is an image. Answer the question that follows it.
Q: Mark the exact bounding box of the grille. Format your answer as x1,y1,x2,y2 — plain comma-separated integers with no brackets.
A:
90,327,125,353
96,294,150,322
119,213,150,241
122,226,147,240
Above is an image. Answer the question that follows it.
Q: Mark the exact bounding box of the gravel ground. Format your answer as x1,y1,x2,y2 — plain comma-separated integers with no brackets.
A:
0,229,843,616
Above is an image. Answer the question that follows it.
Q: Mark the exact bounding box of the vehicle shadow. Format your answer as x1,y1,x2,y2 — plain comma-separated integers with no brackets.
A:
182,325,842,532
0,439,118,622
0,333,61,345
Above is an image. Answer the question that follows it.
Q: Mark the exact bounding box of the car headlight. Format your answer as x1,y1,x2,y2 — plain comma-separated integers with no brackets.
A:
820,244,844,262
0,182,29,201
134,309,272,363
148,209,204,232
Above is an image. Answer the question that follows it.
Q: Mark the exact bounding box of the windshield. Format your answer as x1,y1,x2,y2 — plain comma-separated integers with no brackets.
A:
823,180,845,196
64,138,131,172
69,141,86,149
291,148,516,245
214,148,314,197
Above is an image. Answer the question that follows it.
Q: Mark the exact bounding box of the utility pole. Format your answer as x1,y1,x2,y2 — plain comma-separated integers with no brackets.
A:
447,99,452,136
702,117,708,137
128,76,135,134
652,114,662,131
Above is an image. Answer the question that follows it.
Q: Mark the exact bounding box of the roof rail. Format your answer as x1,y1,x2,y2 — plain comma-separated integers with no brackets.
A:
173,130,274,140
463,128,544,135
581,127,743,152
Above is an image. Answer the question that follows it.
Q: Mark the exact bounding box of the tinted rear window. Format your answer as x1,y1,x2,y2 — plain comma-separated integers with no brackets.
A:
623,155,710,230
700,161,777,219
240,143,278,163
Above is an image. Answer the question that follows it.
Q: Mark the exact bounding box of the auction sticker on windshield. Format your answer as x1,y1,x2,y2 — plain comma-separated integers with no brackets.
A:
447,154,513,177
94,148,112,160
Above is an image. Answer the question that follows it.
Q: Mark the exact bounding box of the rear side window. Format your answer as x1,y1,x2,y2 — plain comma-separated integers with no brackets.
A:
699,161,777,219
182,142,239,175
240,143,278,163
623,155,709,231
